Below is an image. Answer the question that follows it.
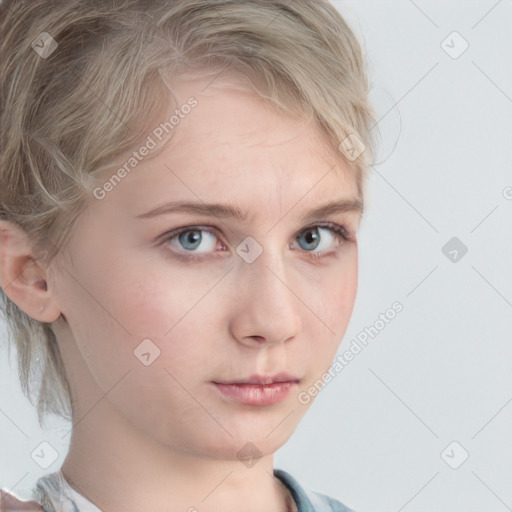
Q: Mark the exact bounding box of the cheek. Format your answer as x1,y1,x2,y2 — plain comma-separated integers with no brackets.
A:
70,253,215,338
300,259,358,385
119,271,224,345
89,264,222,375
312,251,358,334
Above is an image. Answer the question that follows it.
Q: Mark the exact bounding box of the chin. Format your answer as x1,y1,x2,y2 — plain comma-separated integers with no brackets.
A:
183,427,294,461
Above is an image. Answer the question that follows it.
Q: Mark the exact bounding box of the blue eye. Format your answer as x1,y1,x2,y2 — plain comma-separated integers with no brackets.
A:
295,225,349,252
169,228,219,254
160,222,351,262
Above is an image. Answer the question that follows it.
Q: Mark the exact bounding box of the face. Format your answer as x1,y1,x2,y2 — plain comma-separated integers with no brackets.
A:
48,73,362,460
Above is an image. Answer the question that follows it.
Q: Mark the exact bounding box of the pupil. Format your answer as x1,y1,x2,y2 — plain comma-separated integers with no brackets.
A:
181,230,201,249
302,228,319,250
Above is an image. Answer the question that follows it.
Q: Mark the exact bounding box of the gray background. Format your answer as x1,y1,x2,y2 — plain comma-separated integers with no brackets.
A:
1,1,512,511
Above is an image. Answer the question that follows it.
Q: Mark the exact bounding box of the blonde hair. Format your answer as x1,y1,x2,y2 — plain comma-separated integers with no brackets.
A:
0,0,379,426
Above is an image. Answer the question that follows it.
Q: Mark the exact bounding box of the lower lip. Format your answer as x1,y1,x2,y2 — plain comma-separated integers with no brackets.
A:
212,381,297,406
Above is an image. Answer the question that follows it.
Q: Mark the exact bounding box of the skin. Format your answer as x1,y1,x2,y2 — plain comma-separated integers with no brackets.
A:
0,72,362,512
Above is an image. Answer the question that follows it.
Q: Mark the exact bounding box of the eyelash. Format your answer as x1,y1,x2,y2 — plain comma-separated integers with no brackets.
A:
158,222,353,263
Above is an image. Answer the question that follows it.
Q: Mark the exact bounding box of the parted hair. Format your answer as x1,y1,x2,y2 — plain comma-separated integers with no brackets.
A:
0,0,378,426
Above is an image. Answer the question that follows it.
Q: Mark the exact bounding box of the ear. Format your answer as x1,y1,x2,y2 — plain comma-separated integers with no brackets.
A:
0,220,61,323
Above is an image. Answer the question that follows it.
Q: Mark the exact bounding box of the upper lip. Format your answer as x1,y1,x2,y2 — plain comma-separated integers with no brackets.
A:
214,373,301,385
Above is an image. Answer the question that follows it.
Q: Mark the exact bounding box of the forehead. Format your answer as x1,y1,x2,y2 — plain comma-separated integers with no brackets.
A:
166,73,336,158
93,74,360,220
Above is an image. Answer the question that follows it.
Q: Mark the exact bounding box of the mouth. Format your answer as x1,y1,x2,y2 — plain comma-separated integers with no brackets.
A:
211,373,301,406
214,373,301,386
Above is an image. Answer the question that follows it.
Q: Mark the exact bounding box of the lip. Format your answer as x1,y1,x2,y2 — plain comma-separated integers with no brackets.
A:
211,373,301,406
215,373,301,386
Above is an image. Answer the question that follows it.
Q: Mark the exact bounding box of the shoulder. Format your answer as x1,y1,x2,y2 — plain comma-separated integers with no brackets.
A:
0,490,44,511
274,469,356,512
308,490,356,512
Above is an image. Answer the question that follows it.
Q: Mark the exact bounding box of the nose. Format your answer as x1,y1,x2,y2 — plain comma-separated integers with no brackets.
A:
228,248,303,348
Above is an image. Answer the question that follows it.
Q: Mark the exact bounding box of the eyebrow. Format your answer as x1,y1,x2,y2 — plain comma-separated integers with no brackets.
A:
135,197,363,222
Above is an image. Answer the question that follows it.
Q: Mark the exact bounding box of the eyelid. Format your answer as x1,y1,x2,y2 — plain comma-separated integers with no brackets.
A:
300,221,353,241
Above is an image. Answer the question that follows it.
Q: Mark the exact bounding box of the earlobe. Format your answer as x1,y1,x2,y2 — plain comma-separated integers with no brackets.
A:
0,221,62,323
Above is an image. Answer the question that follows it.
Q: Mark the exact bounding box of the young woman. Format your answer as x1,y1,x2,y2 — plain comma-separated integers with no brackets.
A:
0,1,377,510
